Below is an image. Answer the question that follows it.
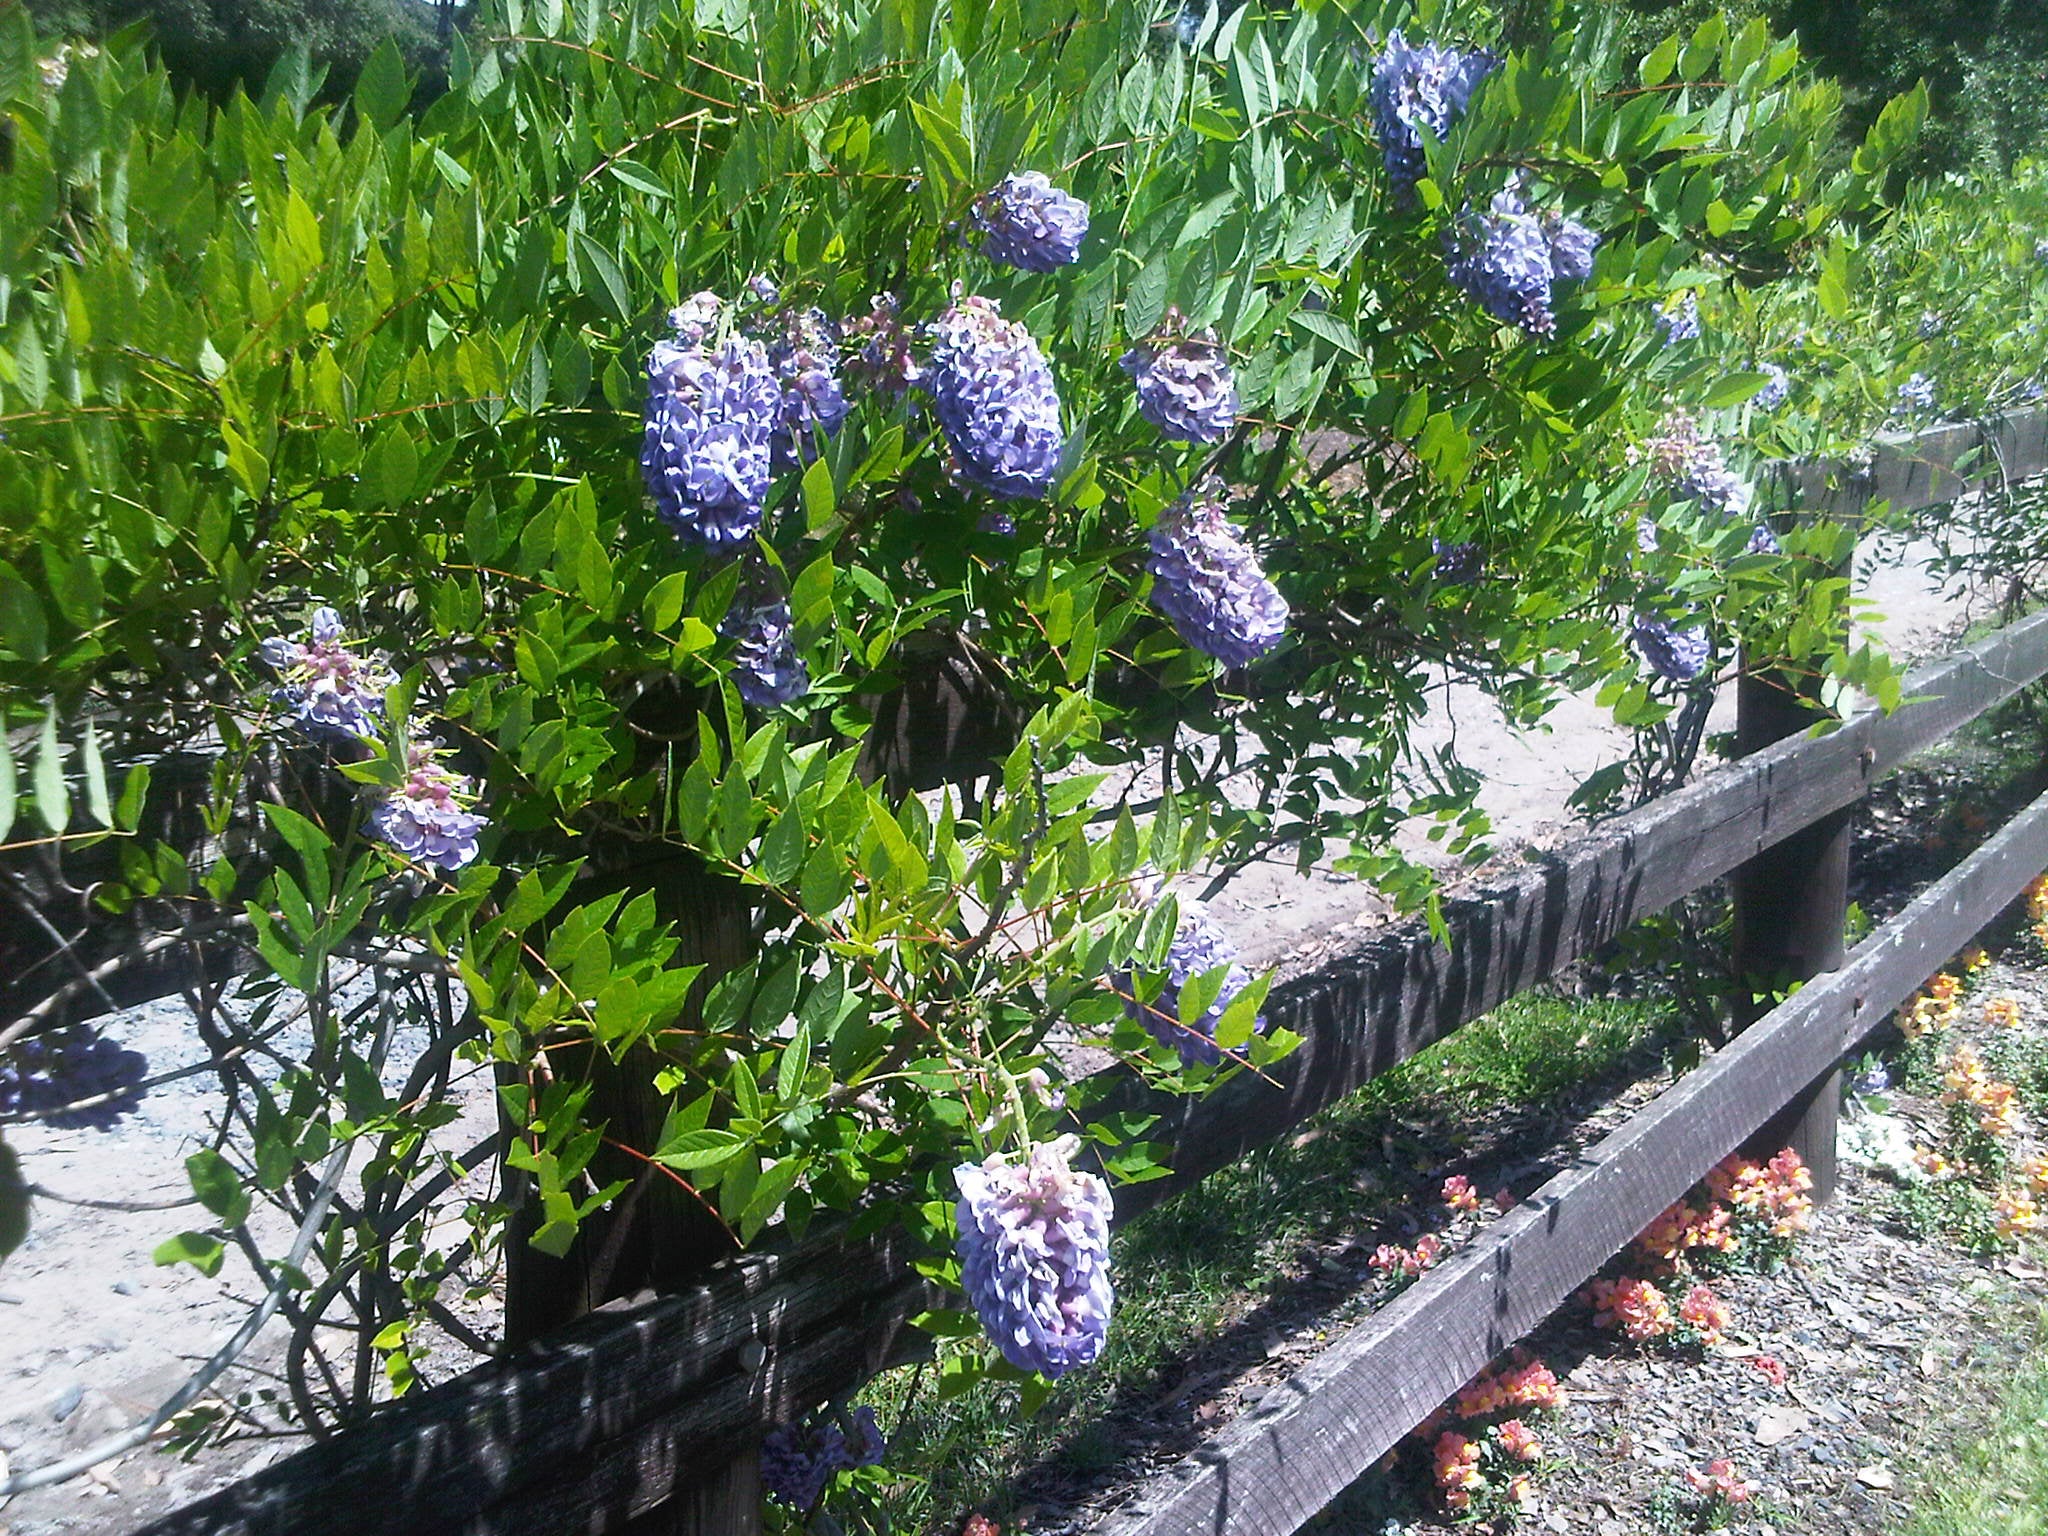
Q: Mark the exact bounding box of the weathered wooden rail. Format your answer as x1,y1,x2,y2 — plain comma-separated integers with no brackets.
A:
122,406,2048,1536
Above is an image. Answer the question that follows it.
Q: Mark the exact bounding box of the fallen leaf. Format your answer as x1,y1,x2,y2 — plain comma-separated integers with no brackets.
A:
1754,1406,1812,1446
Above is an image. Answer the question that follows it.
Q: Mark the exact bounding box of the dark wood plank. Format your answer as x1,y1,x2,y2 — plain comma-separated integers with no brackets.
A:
1768,405,2048,517
133,609,2048,1536
1090,783,2048,1536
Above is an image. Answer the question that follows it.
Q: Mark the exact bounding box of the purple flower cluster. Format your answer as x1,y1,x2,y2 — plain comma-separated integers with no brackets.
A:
1432,538,1485,585
1444,188,1598,338
955,1135,1114,1378
1656,291,1702,344
1917,310,1944,339
259,608,393,744
1894,372,1937,416
1120,309,1238,444
719,580,809,708
768,307,850,472
760,1408,886,1510
1755,363,1791,411
972,172,1090,273
366,745,488,873
1369,32,1497,207
1147,480,1289,668
1118,898,1263,1066
0,1026,148,1130
927,294,1066,499
1637,410,1752,518
843,291,923,397
1632,614,1711,681
641,330,785,549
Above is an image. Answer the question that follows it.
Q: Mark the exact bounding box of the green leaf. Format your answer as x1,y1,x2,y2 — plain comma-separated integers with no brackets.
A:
186,1149,251,1226
80,720,111,828
355,37,411,131
1639,34,1679,87
1702,372,1772,408
573,233,633,326
607,159,671,198
154,1232,226,1277
367,426,420,509
32,708,67,834
776,1022,812,1101
0,734,15,845
759,802,808,887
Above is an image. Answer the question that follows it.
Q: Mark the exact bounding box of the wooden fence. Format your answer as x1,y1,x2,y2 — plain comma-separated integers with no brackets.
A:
85,405,2048,1535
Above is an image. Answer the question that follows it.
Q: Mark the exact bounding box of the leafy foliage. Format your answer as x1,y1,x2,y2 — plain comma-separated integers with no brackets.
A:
0,0,1933,1485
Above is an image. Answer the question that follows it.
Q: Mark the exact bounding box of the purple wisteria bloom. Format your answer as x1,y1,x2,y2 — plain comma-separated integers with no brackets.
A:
641,325,785,549
1894,372,1938,417
1655,291,1702,344
719,578,809,708
1746,524,1781,556
668,291,725,343
1755,362,1791,411
1118,898,1264,1067
1917,310,1944,339
1542,213,1601,284
0,1025,148,1130
926,294,1066,500
843,292,923,397
760,1408,886,1510
366,746,488,873
1369,32,1497,208
1147,480,1289,667
1445,188,1585,337
1632,614,1711,682
1120,308,1238,444
954,1135,1114,1379
768,307,849,472
1637,410,1752,518
972,172,1090,273
1432,539,1486,585
259,607,393,743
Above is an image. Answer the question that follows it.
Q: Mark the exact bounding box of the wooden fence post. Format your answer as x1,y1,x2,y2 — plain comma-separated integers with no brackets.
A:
1730,666,1849,1200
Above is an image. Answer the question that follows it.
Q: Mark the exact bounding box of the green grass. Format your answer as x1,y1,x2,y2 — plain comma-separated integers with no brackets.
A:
840,990,1680,1535
1901,1304,2048,1536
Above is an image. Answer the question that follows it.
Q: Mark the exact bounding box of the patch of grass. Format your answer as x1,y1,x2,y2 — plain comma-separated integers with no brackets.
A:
854,991,1679,1534
1900,1303,2048,1536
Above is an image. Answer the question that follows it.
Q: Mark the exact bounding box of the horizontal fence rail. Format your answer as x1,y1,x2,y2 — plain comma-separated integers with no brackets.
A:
1768,405,2048,517
1092,779,2048,1536
137,600,2048,1536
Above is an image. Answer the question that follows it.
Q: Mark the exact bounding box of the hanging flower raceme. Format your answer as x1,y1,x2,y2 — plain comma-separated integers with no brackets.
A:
640,311,785,550
0,1025,148,1130
367,744,489,873
1755,362,1791,411
954,1135,1114,1379
1655,291,1702,344
768,306,850,472
843,291,922,397
1369,32,1497,208
1636,409,1752,518
971,171,1090,273
1632,614,1711,682
259,607,393,744
719,569,809,708
1147,479,1289,667
1894,372,1938,416
1120,307,1239,444
1443,188,1596,338
926,293,1066,500
760,1408,886,1510
1117,897,1264,1066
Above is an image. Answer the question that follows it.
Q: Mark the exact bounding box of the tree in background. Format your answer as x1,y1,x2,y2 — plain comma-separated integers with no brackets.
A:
1624,0,2048,174
16,0,456,99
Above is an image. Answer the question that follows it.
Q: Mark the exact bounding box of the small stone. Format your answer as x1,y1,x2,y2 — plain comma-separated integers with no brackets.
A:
50,1381,83,1422
1754,1405,1811,1446
1856,1464,1896,1490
